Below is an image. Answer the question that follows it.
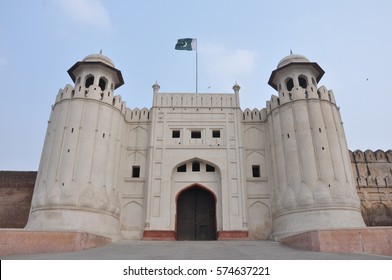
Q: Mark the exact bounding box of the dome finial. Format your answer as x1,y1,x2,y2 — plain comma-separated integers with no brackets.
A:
100,49,103,54
290,49,293,55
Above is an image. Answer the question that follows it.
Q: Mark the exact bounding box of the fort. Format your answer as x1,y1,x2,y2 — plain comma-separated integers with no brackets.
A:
1,53,391,256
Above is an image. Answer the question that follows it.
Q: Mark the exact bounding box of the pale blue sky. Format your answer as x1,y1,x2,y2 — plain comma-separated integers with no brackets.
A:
1,0,391,170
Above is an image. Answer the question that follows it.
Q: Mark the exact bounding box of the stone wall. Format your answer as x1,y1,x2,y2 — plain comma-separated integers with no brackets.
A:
350,150,392,226
0,171,36,228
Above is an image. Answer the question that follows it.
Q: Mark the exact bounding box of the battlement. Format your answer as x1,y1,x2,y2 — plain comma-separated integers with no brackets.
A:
242,108,267,122
350,149,392,163
266,85,337,115
350,149,392,187
55,83,126,115
351,149,392,226
125,107,151,122
153,93,239,108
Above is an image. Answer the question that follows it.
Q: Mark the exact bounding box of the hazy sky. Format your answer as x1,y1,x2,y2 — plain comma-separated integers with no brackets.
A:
1,0,391,170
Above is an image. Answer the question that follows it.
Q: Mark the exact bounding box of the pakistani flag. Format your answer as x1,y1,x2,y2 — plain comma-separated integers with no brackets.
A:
175,38,197,51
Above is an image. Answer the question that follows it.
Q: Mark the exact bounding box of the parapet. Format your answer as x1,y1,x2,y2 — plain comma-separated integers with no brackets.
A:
55,83,126,115
350,149,392,187
266,85,337,115
242,108,267,122
154,93,239,108
350,149,392,163
125,108,151,122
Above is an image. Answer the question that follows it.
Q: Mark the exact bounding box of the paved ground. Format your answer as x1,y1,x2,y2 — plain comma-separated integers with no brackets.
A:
2,240,392,260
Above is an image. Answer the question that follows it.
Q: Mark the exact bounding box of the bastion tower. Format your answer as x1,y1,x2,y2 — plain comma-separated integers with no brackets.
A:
26,54,126,238
266,54,365,239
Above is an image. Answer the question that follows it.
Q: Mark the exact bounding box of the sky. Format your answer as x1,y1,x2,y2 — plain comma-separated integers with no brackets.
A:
0,0,391,171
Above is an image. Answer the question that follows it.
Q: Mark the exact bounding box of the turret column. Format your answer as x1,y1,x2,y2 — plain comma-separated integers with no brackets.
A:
26,53,125,239
267,54,365,240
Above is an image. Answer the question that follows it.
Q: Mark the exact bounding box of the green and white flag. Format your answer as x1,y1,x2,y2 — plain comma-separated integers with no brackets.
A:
175,38,197,51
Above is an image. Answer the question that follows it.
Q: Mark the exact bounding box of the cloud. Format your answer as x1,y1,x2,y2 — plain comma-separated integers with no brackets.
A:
200,43,260,90
56,0,111,29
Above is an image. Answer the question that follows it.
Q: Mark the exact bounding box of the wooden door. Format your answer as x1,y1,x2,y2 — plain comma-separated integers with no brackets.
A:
177,187,216,240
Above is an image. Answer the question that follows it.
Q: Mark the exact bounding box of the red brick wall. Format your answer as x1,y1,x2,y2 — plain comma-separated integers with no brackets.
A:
350,150,392,226
0,171,36,228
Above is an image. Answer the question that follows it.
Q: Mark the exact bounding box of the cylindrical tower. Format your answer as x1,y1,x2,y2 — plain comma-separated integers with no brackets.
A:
266,54,365,240
26,53,126,239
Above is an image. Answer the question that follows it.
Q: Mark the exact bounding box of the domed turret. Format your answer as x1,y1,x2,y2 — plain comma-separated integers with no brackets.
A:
268,53,324,91
266,53,365,240
26,53,126,239
82,53,115,67
277,53,310,68
67,52,124,90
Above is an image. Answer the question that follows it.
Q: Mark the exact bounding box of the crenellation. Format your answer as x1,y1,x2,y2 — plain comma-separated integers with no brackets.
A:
375,149,388,162
125,107,151,122
56,84,74,102
242,108,252,121
328,89,336,104
353,149,392,226
252,108,261,121
279,90,290,104
266,85,338,117
351,149,392,184
85,84,103,101
242,108,266,122
364,149,376,162
54,83,125,115
290,86,306,100
155,93,239,108
307,84,318,99
317,86,330,101
268,95,280,112
386,150,392,162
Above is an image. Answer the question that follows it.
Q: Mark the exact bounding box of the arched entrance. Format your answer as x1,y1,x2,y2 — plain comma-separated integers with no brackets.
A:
176,186,216,240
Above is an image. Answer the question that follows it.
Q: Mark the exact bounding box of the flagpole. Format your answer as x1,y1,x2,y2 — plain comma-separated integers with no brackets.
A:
195,39,198,93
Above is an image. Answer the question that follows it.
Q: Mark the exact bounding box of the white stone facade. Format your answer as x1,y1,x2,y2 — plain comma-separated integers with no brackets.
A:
26,53,366,240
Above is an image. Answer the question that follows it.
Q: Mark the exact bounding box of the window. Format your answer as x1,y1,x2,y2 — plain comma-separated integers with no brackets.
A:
212,130,220,138
172,130,180,138
298,76,308,89
286,78,294,91
98,77,107,91
192,161,200,172
85,75,94,88
177,164,186,172
206,164,215,172
132,166,140,178
252,165,260,178
191,131,201,139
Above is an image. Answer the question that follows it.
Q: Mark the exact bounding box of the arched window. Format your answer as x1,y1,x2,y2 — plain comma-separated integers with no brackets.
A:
85,75,94,88
285,78,294,91
298,75,308,89
98,77,107,91
192,161,200,172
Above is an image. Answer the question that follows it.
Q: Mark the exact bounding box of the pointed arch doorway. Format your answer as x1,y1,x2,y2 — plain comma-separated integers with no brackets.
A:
176,185,217,240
